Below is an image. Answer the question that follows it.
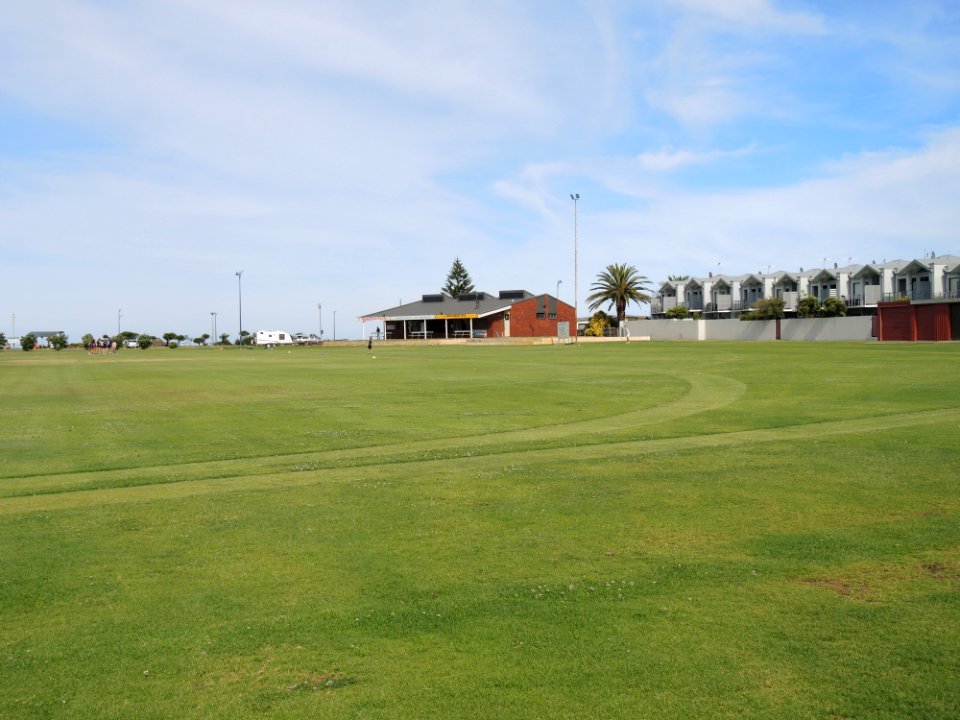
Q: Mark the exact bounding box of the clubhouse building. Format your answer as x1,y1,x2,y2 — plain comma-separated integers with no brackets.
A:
360,290,576,340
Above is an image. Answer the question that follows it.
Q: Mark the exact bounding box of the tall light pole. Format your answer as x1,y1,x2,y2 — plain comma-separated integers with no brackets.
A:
570,193,580,342
333,310,337,342
210,312,217,345
235,270,243,345
318,303,323,339
118,309,123,336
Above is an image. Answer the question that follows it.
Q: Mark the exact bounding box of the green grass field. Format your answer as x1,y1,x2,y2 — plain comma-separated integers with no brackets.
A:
1,342,958,719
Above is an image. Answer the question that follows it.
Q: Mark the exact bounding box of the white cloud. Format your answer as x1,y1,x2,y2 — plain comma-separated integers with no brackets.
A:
668,0,826,34
0,2,957,336
584,126,960,278
636,143,758,171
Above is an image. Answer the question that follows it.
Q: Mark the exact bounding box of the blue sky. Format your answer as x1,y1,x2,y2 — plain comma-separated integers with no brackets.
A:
2,0,959,340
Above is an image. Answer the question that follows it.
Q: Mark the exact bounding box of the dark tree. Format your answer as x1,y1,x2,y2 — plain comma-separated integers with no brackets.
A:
443,257,475,299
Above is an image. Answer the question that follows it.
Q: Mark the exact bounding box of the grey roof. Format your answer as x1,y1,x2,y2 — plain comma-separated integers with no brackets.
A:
26,330,66,338
361,290,539,320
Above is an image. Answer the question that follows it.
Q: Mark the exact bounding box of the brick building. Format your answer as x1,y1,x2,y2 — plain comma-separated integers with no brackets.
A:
360,290,576,340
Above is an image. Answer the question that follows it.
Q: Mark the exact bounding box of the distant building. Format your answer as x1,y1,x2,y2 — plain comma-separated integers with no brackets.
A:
651,254,960,319
360,290,576,339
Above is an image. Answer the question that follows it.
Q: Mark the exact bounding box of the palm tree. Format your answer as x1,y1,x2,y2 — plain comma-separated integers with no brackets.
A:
586,263,652,324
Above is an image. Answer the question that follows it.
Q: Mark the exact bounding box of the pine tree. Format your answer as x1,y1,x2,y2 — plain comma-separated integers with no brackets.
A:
443,257,475,299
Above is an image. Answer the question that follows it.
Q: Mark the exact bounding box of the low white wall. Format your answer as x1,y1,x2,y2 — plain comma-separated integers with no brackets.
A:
779,316,874,341
708,320,776,341
627,316,875,341
637,319,706,341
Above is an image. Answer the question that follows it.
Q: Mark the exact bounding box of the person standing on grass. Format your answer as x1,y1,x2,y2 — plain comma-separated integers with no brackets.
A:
368,337,373,353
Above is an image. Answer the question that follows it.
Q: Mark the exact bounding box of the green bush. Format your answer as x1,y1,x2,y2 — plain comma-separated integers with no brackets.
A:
743,297,785,320
137,334,153,350
20,333,36,351
821,296,847,317
584,310,612,337
665,305,689,319
49,334,69,351
798,296,821,318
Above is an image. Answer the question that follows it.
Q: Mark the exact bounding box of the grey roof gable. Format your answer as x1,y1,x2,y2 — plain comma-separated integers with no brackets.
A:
362,290,538,320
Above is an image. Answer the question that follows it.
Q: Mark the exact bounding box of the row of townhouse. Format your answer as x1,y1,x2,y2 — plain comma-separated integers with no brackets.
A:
651,254,960,319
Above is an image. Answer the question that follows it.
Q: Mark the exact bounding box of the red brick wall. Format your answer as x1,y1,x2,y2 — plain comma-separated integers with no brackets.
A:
506,296,577,337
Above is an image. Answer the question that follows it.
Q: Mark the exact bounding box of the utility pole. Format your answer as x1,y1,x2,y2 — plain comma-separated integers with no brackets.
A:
235,270,244,345
570,193,580,342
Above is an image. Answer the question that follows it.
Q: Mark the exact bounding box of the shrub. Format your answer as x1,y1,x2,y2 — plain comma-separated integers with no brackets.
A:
137,334,153,350
0,331,6,349
584,310,612,337
798,296,821,318
167,340,179,349
665,305,689,319
821,297,847,317
21,333,36,352
743,297,785,320
49,334,69,351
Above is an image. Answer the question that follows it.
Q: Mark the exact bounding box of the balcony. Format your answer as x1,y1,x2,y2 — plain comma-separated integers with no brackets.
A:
882,289,960,303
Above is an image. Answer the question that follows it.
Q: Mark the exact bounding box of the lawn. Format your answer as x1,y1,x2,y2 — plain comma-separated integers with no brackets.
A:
1,342,958,719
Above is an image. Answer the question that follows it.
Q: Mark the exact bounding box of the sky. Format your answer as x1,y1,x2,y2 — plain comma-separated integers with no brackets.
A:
2,0,960,341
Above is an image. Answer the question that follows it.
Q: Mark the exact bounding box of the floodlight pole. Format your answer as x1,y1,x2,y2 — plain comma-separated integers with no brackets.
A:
211,312,217,344
570,193,580,343
118,309,122,336
235,270,243,345
318,303,323,338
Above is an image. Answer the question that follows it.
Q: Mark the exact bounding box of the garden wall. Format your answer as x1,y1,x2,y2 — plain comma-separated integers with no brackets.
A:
628,316,875,342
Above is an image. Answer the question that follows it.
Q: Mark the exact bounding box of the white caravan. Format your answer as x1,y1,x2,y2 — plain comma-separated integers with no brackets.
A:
255,330,295,346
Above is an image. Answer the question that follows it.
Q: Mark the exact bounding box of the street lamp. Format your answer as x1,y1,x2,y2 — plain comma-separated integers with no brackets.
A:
570,193,579,342
235,270,243,345
210,312,217,345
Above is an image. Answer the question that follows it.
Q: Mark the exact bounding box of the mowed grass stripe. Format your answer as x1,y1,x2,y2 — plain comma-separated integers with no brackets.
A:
0,370,744,497
2,405,955,514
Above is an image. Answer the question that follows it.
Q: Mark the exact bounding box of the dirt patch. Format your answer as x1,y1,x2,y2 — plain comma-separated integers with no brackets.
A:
285,672,356,692
802,577,871,601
